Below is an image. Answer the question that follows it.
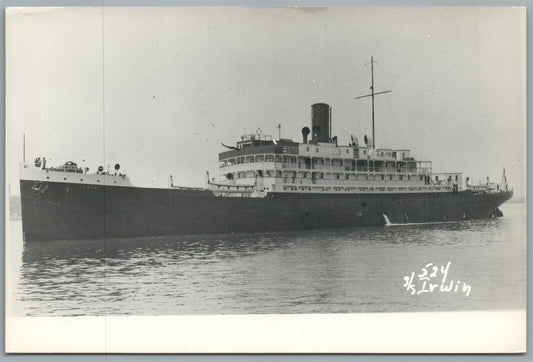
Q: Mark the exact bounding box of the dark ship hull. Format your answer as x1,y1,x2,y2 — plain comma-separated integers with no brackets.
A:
20,179,513,242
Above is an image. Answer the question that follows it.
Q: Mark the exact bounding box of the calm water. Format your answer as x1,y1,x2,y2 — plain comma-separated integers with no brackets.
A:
7,202,526,316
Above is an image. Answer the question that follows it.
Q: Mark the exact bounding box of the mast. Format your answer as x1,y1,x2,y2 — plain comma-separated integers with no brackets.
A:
371,57,375,147
23,133,25,162
354,56,392,149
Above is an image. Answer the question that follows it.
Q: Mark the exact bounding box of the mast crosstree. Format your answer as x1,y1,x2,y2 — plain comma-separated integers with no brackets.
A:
354,56,392,149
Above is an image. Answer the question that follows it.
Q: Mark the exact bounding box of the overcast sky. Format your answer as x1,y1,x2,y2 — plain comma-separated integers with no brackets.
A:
6,7,526,196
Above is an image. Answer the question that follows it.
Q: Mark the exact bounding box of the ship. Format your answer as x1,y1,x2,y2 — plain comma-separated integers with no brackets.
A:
19,57,513,242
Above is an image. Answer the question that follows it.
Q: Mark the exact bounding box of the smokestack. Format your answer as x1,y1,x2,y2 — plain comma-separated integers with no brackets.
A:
301,127,310,144
311,103,332,143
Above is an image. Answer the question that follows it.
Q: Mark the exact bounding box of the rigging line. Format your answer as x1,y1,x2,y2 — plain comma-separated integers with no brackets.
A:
354,98,369,134
354,97,370,139
375,96,387,149
378,92,395,149
378,64,402,150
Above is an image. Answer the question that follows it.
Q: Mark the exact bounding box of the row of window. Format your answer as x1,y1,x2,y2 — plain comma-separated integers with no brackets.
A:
435,175,460,181
281,186,450,192
220,154,419,167
304,146,364,157
230,170,428,181
45,175,122,184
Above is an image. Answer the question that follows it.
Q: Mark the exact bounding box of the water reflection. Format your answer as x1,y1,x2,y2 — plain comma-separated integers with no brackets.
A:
15,203,525,316
20,218,507,264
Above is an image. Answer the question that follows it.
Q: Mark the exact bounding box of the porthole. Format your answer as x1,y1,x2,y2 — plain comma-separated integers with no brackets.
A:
63,178,67,180
46,177,49,180
80,179,83,181
97,180,100,183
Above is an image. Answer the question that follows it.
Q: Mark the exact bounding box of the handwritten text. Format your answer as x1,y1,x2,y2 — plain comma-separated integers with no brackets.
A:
403,262,471,297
